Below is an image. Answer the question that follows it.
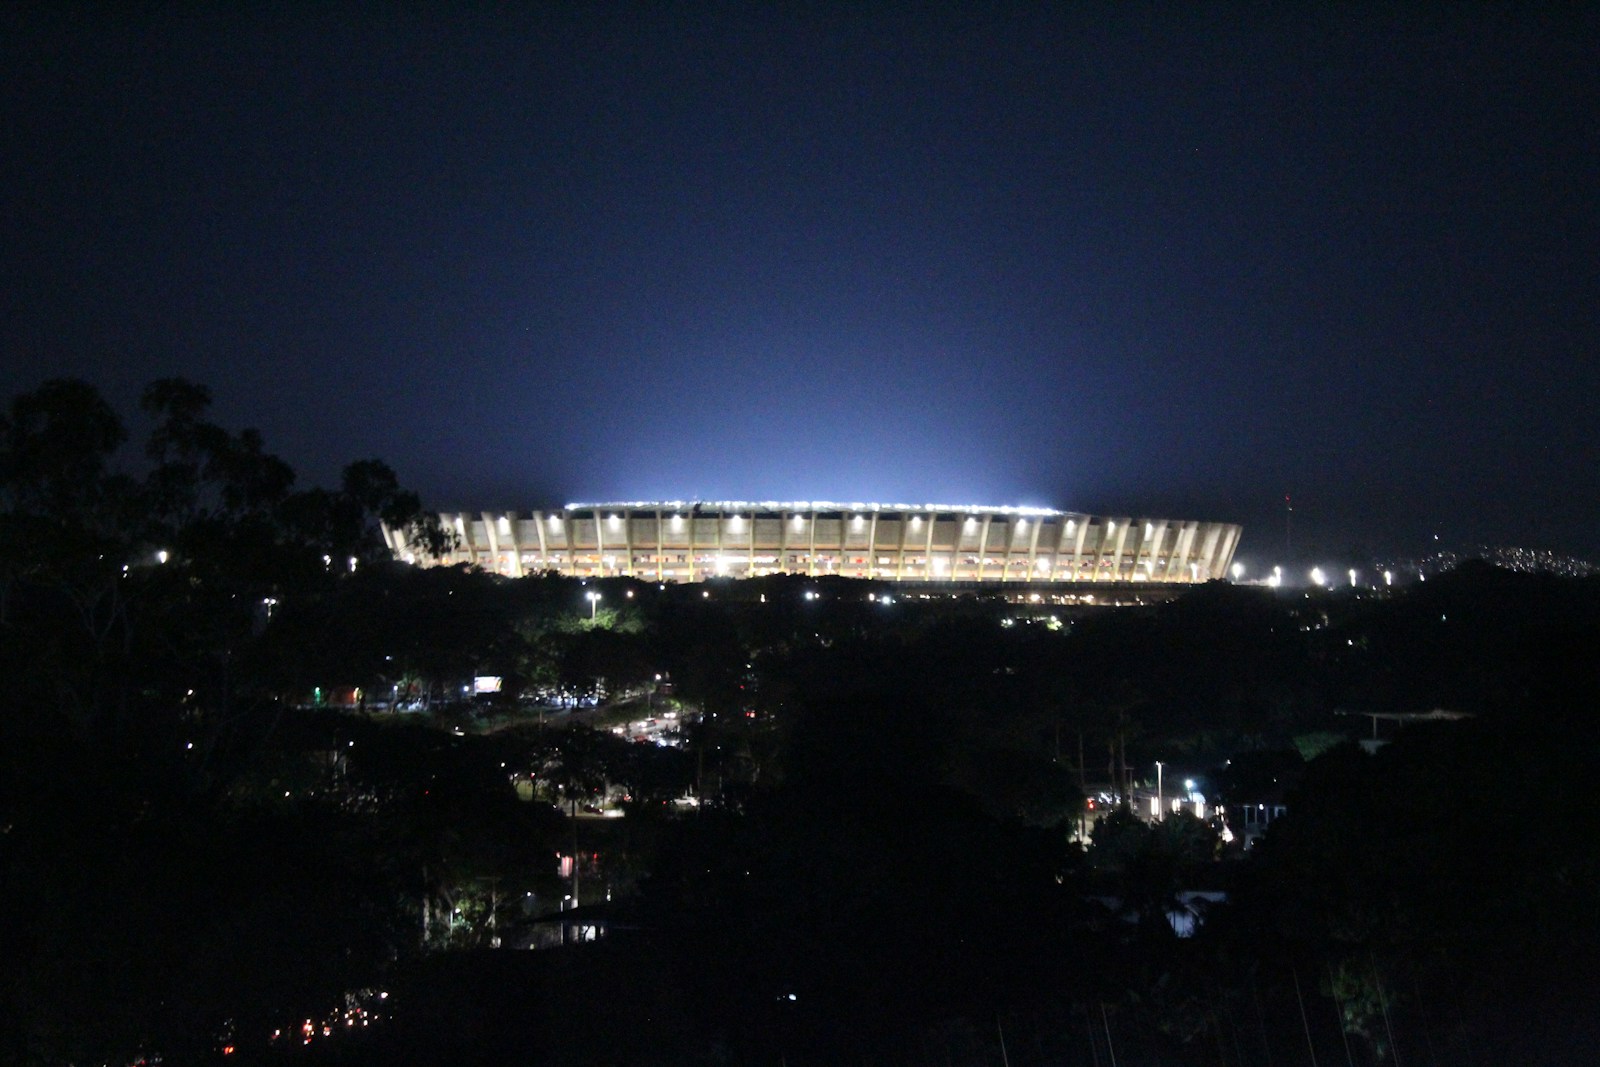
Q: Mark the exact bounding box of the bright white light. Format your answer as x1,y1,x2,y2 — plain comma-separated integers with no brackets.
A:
1107,521,1116,533
1348,568,1358,586
1230,563,1244,580
498,515,511,533
852,514,864,527
1384,570,1393,586
1310,567,1326,586
156,549,169,564
791,514,803,529
608,514,621,528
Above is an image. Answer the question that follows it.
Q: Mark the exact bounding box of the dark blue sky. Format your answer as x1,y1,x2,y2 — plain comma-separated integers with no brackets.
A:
4,5,1597,566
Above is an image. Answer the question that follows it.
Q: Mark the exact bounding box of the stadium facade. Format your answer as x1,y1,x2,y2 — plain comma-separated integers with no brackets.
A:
385,502,1242,586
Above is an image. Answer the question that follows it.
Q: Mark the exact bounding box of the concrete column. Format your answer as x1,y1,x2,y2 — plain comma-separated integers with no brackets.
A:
895,513,911,580
778,509,791,576
1216,525,1242,579
1195,524,1221,581
623,509,636,578
1026,516,1044,581
687,509,699,583
866,511,880,578
714,508,724,578
999,518,1017,582
501,513,527,577
456,513,479,567
1089,520,1108,581
1110,520,1132,581
975,514,993,581
480,511,503,574
655,508,665,582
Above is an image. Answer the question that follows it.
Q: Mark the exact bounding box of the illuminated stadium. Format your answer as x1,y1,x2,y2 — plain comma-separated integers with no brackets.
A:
386,502,1242,586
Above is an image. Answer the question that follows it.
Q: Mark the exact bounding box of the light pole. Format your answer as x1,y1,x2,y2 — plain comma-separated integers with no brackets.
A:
586,590,602,620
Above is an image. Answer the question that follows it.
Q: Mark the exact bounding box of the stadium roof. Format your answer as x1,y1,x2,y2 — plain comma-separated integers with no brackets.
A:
564,501,1066,517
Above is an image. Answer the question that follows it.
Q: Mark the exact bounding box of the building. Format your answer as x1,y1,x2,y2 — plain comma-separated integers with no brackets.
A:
385,501,1242,586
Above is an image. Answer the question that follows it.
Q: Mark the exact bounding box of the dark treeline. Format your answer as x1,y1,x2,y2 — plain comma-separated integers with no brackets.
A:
3,381,1598,1065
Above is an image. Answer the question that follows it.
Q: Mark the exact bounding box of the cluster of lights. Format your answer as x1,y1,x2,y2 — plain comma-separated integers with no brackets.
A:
264,989,388,1052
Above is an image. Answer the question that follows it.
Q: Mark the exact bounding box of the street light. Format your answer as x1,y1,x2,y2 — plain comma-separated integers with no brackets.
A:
586,590,602,619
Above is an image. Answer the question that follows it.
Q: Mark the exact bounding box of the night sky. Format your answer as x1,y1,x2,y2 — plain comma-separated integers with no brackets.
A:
5,6,1598,567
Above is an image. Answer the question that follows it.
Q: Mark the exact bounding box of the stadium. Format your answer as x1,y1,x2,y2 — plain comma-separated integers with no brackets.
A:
386,502,1242,587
